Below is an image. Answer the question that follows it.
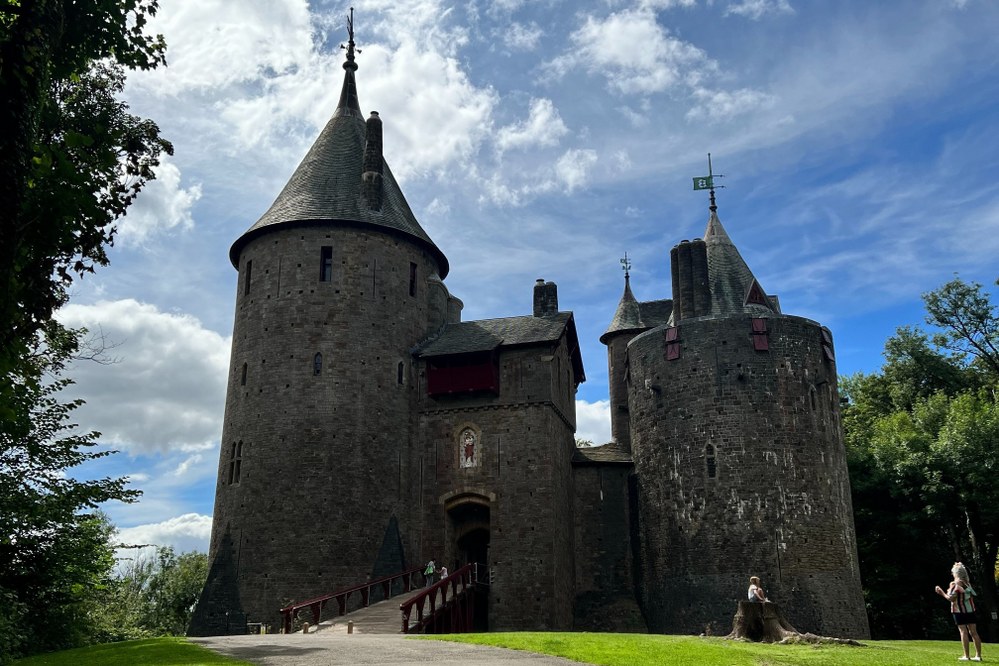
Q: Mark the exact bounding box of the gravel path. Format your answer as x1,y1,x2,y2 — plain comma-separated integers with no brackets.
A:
191,633,589,666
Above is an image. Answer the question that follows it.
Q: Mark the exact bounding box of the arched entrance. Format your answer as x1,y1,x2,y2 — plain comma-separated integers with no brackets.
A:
446,495,490,630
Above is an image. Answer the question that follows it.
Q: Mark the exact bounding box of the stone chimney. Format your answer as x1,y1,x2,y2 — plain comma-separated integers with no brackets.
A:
361,111,383,211
533,279,558,317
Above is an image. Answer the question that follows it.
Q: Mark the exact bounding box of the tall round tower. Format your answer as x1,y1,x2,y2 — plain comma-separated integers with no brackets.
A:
189,38,449,634
627,205,869,638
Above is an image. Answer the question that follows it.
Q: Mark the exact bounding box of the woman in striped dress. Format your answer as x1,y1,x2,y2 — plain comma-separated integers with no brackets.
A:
935,562,983,662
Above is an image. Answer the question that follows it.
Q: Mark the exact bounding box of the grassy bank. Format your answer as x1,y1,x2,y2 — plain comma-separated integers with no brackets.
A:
430,633,972,665
12,637,253,666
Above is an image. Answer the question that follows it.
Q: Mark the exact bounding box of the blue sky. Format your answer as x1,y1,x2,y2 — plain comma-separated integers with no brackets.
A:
58,0,999,554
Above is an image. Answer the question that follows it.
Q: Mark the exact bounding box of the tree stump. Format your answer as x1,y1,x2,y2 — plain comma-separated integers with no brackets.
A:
724,601,863,645
725,601,799,642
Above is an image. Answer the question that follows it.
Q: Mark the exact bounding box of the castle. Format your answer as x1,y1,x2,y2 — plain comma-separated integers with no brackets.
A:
189,36,870,639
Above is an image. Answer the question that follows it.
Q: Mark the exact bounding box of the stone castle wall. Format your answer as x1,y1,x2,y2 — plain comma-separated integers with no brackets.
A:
190,225,440,634
416,343,577,630
626,314,869,638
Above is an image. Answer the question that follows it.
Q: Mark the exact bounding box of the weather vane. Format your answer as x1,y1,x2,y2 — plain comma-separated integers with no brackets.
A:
692,153,725,212
340,7,361,66
620,252,631,278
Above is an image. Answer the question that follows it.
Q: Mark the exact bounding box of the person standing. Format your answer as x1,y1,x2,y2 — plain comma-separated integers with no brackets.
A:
935,562,983,662
424,559,436,588
439,566,448,581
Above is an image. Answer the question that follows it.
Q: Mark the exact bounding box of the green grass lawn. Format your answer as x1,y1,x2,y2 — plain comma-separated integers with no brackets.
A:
429,633,975,666
12,637,254,666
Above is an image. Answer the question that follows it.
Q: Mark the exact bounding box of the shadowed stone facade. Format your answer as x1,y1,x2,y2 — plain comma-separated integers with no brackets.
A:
189,47,869,639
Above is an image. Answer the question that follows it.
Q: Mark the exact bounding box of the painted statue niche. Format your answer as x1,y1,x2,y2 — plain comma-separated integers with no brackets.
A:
459,428,480,468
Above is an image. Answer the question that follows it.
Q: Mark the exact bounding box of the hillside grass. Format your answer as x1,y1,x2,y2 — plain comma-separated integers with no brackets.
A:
428,633,973,665
12,637,253,666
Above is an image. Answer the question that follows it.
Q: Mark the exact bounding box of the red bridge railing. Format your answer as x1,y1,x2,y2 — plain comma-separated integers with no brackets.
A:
399,562,482,634
279,567,421,634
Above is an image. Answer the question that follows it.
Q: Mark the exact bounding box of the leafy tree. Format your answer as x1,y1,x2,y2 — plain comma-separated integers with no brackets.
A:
0,326,138,661
0,3,169,658
924,277,999,376
0,0,171,404
844,276,999,640
90,546,209,641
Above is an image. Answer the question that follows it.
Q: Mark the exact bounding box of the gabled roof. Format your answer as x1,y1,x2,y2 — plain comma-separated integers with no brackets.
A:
229,63,449,277
418,312,573,357
417,311,585,383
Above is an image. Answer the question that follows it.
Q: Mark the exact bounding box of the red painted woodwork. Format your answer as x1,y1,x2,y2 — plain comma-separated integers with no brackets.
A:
426,355,499,395
752,318,769,351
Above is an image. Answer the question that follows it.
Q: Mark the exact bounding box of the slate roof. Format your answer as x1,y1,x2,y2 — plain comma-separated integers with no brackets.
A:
702,210,776,318
417,313,574,357
600,275,673,344
572,441,633,465
639,299,673,328
228,64,449,277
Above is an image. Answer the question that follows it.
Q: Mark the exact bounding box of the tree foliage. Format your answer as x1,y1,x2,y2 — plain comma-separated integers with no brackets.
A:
844,276,999,640
0,0,171,391
91,547,209,641
0,326,139,662
0,3,169,659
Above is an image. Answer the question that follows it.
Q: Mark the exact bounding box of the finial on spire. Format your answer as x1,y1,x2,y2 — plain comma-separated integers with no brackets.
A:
620,252,631,280
692,153,725,213
340,7,361,71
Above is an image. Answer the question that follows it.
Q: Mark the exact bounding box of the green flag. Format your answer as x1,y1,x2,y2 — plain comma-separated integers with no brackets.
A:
692,176,713,190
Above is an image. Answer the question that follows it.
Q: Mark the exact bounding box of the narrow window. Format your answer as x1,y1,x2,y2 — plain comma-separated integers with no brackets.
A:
409,262,417,297
397,361,405,385
240,362,247,386
705,444,717,479
227,441,243,485
320,246,333,282
313,352,323,376
244,260,252,296
233,441,243,484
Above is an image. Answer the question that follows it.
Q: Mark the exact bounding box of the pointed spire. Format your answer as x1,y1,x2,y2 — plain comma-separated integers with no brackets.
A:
702,210,777,316
336,8,361,116
601,254,644,343
230,6,449,278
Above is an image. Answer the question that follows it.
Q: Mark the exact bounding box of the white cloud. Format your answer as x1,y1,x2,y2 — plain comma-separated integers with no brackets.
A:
506,21,543,51
496,98,569,154
686,87,776,122
118,156,202,247
545,7,715,94
725,0,795,20
117,513,213,554
132,0,315,95
575,399,611,445
555,148,599,191
57,300,230,454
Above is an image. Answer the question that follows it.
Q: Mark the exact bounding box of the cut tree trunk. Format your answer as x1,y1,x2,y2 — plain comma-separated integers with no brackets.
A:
726,601,798,642
724,601,863,645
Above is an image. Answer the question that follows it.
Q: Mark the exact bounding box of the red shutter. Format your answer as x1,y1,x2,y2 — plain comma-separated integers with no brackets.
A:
752,318,769,351
665,327,681,360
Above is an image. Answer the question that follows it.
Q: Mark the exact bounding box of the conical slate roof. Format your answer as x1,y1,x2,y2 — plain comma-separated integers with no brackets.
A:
703,210,775,316
228,64,449,277
600,274,643,343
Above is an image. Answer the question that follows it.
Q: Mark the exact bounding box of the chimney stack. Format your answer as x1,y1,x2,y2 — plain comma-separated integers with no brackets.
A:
361,111,383,210
533,279,558,317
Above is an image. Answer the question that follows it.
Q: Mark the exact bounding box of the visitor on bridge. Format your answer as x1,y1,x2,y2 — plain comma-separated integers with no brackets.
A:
439,566,448,581
424,559,436,587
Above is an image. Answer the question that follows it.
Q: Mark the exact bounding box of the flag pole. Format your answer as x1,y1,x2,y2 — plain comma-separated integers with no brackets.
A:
707,153,717,213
